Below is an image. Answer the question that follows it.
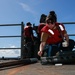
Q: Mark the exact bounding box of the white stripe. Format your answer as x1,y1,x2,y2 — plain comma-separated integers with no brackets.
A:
59,25,64,31
48,29,54,35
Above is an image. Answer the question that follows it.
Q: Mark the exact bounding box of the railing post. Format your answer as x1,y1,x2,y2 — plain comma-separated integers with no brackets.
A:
21,22,25,59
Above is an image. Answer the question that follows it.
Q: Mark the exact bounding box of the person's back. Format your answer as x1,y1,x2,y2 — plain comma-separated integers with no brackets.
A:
38,14,47,39
24,22,34,43
24,26,33,37
38,23,45,38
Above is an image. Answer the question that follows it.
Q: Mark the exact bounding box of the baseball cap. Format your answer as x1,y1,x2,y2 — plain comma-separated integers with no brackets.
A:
26,22,32,26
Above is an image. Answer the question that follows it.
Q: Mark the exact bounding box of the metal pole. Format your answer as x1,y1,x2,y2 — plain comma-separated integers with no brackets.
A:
21,22,25,59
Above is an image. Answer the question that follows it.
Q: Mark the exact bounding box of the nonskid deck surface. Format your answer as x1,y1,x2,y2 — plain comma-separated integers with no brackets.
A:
0,61,75,75
0,51,75,75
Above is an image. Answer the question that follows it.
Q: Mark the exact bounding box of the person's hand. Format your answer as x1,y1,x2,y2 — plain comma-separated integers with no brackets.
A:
38,50,43,56
62,40,69,47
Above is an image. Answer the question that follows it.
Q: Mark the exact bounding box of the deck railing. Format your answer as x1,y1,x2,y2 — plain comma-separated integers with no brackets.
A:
0,22,75,59
0,22,24,59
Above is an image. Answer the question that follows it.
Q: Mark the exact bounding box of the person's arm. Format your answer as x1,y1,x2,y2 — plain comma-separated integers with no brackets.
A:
63,30,69,46
38,32,49,56
38,42,46,56
31,34,34,41
30,27,34,41
59,24,69,47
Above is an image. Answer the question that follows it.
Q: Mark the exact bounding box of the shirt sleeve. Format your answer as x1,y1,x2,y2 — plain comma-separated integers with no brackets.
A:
40,32,49,42
59,23,66,35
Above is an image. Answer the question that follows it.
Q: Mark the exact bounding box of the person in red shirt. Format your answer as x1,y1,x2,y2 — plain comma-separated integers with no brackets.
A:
38,11,74,57
24,22,34,43
38,14,47,38
23,22,34,58
37,14,47,48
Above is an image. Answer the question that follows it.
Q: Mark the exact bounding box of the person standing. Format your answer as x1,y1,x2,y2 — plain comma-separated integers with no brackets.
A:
23,22,34,58
24,22,34,43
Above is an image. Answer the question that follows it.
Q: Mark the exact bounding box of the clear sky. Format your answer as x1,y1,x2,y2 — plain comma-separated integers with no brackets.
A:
0,0,75,58
0,0,75,24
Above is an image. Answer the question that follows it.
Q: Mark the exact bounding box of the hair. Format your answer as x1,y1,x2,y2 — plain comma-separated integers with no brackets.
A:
26,22,32,26
39,14,47,23
46,11,57,23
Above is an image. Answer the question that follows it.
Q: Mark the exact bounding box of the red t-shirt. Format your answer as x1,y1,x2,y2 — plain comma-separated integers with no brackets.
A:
24,26,33,37
38,23,45,37
41,22,65,44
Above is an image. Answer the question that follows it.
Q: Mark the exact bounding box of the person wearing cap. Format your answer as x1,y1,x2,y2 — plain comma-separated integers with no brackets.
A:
38,11,74,57
24,22,34,43
23,22,34,58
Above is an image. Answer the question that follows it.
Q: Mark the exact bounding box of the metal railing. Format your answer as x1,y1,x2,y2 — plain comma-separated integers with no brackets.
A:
62,22,75,49
0,22,75,59
62,22,75,37
0,22,24,59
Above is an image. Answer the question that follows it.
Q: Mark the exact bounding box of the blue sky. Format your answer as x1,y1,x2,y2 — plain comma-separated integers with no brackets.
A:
0,0,75,57
0,0,75,24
